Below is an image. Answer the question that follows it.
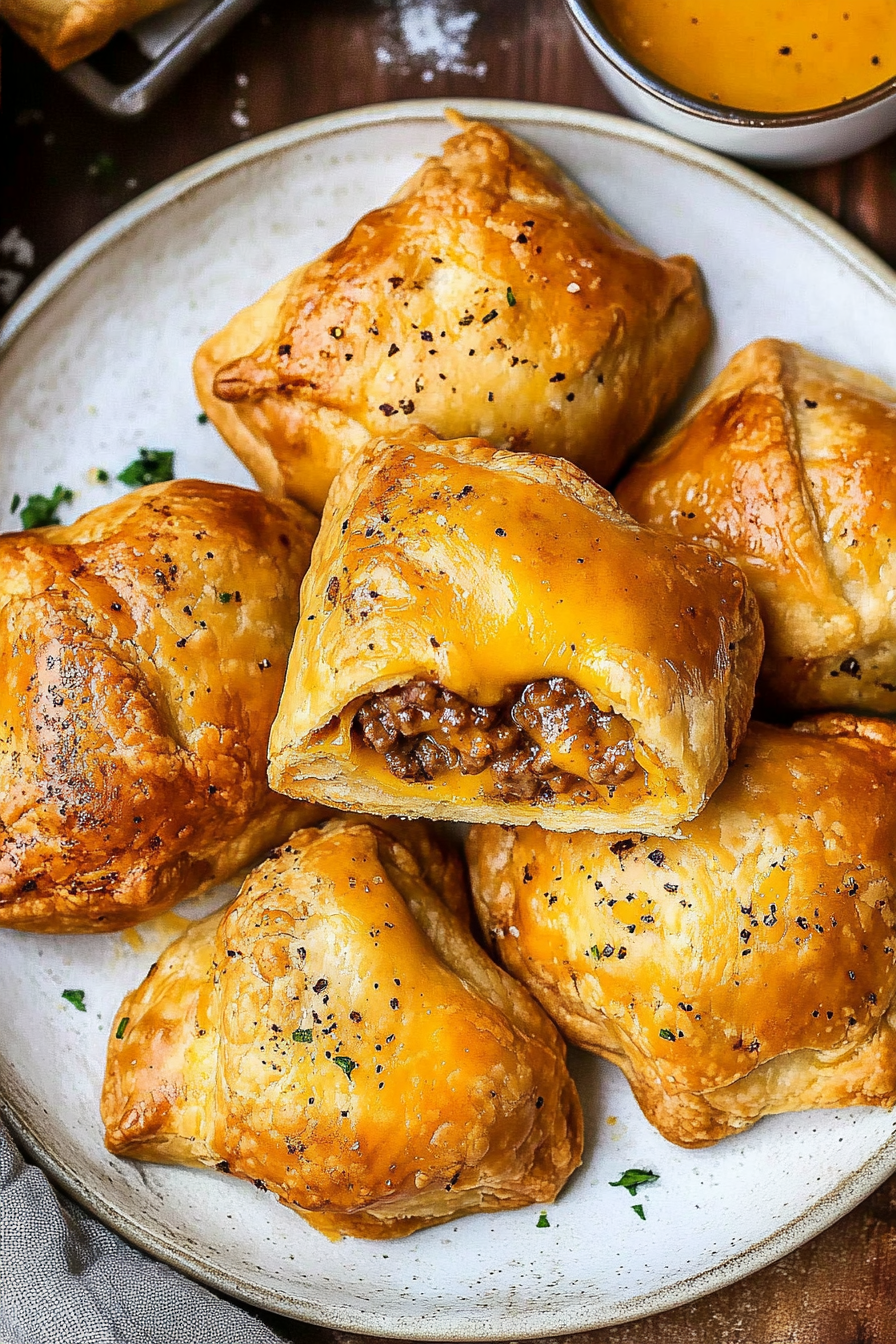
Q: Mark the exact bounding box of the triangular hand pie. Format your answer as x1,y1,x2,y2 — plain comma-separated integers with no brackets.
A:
468,716,896,1146
101,818,583,1238
194,113,710,511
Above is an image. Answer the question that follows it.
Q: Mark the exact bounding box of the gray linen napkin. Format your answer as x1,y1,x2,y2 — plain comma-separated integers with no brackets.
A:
0,1117,281,1344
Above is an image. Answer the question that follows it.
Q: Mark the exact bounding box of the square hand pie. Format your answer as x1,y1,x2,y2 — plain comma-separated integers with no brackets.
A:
268,429,763,834
101,818,583,1239
617,339,896,715
194,112,710,512
0,0,181,68
468,716,896,1147
0,480,324,932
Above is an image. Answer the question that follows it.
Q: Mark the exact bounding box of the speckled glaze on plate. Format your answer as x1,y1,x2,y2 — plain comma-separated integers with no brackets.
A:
1,101,896,1340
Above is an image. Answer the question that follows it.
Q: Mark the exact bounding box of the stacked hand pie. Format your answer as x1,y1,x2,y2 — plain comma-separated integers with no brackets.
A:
8,115,895,1240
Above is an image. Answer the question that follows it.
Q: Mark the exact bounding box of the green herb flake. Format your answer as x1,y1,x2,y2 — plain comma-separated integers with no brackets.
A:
95,468,109,483
218,592,233,604
292,1027,312,1043
115,1016,130,1039
506,287,516,307
10,493,20,514
589,944,601,960
62,989,86,1012
659,1027,676,1041
21,485,74,529
333,1055,358,1078
536,1211,550,1228
117,449,175,488
609,1169,659,1197
632,1203,646,1220
197,412,209,424
87,152,116,185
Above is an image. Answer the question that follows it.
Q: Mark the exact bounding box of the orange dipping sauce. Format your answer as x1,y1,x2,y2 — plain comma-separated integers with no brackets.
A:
597,1,896,113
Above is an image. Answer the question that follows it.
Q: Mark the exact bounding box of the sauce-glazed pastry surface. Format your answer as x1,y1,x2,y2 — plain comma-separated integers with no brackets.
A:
467,715,896,1147
101,818,583,1239
0,0,179,68
194,112,710,512
268,428,763,834
0,480,324,933
617,339,896,714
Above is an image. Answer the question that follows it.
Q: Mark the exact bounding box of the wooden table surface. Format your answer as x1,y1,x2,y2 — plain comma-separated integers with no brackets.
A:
2,2,896,1340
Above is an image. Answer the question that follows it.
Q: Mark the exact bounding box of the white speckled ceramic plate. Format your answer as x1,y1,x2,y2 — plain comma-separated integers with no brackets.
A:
2,101,896,1340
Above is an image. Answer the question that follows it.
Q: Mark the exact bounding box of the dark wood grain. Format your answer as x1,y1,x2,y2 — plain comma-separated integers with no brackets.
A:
2,2,896,1339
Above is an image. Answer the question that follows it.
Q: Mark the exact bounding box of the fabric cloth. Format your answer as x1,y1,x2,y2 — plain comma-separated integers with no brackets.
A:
0,1117,282,1344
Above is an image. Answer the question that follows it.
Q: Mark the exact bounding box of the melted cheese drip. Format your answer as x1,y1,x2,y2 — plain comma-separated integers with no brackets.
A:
598,0,895,113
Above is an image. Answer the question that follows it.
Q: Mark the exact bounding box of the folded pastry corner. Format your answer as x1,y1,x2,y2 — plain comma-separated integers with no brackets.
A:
194,112,710,512
617,338,896,715
0,480,325,932
268,429,763,834
467,715,896,1147
101,817,583,1238
0,0,181,68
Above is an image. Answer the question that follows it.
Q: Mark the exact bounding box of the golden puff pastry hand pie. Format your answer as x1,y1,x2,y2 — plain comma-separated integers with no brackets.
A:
194,112,710,512
268,429,763,835
468,715,896,1148
101,817,583,1239
0,0,180,68
617,339,896,715
0,480,324,934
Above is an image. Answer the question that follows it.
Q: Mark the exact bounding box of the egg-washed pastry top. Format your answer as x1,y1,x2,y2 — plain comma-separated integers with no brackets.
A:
0,0,181,68
617,339,896,715
268,429,763,835
467,715,896,1147
101,818,583,1239
194,111,710,512
0,480,323,933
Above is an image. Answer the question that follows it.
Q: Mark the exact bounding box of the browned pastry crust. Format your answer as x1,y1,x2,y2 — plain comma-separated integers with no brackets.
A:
0,0,180,69
194,112,710,512
268,428,763,834
467,715,896,1147
101,817,583,1238
616,338,896,714
0,480,325,933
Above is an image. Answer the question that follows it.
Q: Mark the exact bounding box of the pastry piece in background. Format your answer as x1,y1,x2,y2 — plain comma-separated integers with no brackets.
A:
194,111,710,512
0,480,324,933
101,817,582,1239
269,428,763,834
617,339,896,714
468,715,896,1147
0,0,181,68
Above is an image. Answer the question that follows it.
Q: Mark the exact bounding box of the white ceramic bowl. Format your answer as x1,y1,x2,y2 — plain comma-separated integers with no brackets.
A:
565,0,896,168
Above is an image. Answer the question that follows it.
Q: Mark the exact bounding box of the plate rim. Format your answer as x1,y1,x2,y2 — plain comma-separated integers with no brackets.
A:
3,97,896,1340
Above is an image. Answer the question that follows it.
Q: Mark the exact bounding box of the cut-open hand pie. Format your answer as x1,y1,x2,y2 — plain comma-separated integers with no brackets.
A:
194,112,710,512
101,817,583,1239
617,339,896,715
468,715,896,1147
0,480,324,933
0,0,180,68
268,428,763,834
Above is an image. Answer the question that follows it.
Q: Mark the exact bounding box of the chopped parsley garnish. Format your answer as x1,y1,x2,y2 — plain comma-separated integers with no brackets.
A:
632,1203,646,1220
292,1027,312,1043
589,944,601,959
62,989,86,1012
10,492,20,514
218,592,232,603
115,1016,129,1039
659,1027,676,1041
609,1169,659,1197
197,412,209,424
506,287,516,307
117,449,175,488
333,1055,358,1078
20,485,74,529
95,468,110,483
536,1211,550,1228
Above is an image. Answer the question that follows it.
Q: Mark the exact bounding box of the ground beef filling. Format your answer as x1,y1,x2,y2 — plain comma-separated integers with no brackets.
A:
353,677,637,802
